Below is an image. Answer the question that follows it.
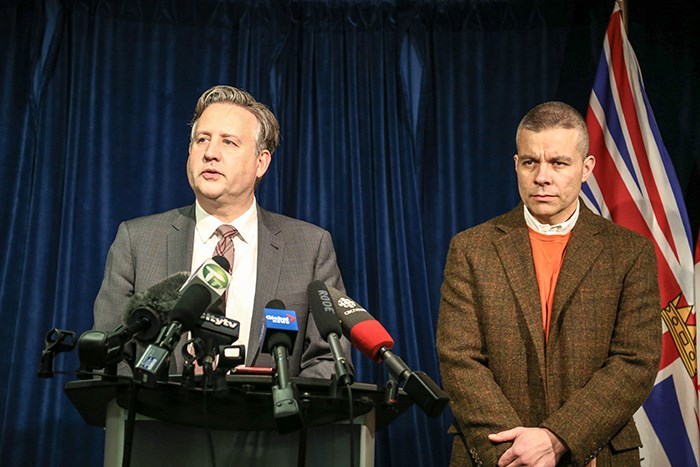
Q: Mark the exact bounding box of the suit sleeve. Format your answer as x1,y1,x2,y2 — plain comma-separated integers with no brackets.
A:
92,221,137,374
298,229,353,378
541,238,661,465
437,233,523,464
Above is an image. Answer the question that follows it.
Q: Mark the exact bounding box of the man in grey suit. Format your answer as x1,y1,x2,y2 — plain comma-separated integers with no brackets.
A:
94,85,349,378
437,102,661,466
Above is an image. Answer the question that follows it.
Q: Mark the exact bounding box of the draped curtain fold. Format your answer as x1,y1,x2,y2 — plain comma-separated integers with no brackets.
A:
1,1,696,466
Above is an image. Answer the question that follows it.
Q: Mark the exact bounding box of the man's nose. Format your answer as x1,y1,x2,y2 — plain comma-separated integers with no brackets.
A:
204,141,221,160
534,164,551,185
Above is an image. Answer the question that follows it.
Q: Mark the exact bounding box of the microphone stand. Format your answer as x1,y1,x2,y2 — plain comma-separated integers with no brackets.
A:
122,378,140,467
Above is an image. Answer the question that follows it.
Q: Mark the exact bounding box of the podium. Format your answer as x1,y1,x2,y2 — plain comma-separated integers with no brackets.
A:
64,375,413,466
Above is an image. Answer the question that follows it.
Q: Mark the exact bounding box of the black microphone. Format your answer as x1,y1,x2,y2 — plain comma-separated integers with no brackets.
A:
192,312,244,372
327,286,450,418
261,300,302,434
307,280,354,386
133,257,231,385
78,272,189,373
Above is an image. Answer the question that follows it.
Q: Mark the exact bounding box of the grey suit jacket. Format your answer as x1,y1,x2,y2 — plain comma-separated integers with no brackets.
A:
437,202,661,466
93,203,350,378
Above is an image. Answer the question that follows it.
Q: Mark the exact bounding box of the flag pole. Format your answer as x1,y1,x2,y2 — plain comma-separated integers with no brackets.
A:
618,0,628,33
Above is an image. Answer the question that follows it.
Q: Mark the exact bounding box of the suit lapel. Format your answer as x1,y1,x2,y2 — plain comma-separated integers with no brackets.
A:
494,207,547,377
167,204,196,276
167,205,195,372
549,206,603,337
247,207,284,364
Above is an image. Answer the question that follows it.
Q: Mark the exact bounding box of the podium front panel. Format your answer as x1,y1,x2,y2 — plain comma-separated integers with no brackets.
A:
105,400,375,467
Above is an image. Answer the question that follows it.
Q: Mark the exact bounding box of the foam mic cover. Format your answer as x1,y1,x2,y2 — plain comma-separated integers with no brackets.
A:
169,284,211,331
178,255,231,314
262,301,298,353
327,286,394,362
307,280,343,338
121,271,190,342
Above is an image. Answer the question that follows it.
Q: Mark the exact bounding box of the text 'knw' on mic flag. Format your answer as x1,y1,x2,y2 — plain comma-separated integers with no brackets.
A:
580,2,699,465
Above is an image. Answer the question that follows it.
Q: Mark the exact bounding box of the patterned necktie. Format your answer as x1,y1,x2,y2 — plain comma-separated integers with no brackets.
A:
213,224,237,312
191,225,238,375
214,225,237,274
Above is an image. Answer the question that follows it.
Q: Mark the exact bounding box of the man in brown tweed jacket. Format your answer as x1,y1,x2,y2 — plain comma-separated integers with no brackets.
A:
437,102,661,467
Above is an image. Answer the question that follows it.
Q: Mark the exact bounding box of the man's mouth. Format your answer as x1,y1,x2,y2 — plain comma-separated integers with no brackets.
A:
202,168,222,179
532,194,555,200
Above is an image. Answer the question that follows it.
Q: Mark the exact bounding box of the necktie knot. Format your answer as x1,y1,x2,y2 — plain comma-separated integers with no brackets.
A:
216,224,237,239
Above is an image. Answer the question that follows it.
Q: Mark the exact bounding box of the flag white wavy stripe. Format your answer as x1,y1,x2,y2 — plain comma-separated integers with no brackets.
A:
580,174,610,219
620,24,697,298
588,94,692,298
589,33,694,297
635,408,671,467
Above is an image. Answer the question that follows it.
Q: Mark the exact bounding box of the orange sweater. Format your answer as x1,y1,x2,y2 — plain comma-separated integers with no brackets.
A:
528,228,571,341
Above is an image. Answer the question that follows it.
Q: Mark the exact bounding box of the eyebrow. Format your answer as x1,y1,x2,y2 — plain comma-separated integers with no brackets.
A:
194,130,243,142
548,154,574,162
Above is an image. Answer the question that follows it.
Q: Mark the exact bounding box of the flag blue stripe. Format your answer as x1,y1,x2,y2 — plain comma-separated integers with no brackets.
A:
580,184,601,214
643,376,698,467
591,53,642,192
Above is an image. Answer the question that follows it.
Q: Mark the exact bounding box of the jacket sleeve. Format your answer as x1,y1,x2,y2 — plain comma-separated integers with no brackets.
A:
298,229,353,379
541,237,661,465
437,233,523,465
92,221,137,375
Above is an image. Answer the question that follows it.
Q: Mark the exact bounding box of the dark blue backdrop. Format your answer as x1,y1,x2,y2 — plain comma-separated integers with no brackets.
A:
1,0,698,465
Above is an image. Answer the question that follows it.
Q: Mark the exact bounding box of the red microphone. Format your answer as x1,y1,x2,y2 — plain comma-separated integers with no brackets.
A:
324,287,393,362
326,285,450,418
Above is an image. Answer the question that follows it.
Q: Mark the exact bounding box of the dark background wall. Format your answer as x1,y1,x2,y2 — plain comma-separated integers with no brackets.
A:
0,0,697,465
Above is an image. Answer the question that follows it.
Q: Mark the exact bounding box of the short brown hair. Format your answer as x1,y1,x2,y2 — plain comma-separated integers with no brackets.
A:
516,101,589,157
190,85,280,156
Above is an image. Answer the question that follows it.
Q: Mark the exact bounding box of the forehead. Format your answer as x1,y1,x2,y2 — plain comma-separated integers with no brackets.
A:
195,103,258,137
517,127,581,157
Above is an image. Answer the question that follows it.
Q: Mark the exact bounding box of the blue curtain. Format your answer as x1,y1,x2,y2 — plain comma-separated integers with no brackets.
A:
1,0,697,465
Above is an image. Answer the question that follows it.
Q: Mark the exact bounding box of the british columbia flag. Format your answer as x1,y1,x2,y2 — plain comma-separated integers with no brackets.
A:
580,2,698,465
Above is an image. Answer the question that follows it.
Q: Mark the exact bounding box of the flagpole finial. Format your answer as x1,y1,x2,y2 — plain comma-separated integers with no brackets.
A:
618,0,628,33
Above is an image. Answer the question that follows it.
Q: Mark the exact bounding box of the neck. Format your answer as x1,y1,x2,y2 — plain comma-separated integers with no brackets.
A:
198,196,254,223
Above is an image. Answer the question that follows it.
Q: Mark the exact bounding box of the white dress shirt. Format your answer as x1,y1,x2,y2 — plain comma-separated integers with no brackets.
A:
524,199,581,235
191,199,259,352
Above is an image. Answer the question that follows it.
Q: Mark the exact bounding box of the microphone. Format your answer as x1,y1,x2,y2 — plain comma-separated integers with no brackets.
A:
307,280,354,385
262,300,302,434
78,272,189,373
178,256,232,311
192,312,244,372
327,286,450,418
133,256,231,385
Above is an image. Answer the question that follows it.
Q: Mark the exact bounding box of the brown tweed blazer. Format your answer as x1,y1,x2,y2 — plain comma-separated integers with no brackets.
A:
437,202,660,466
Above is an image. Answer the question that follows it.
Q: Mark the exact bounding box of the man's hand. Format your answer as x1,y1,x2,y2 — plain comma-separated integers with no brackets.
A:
488,427,567,467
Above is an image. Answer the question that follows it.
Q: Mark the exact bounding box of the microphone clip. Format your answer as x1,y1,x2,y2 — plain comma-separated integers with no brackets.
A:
382,375,399,411
38,328,76,378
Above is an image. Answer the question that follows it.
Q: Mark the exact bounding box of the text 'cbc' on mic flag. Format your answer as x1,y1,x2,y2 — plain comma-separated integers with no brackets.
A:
580,2,699,465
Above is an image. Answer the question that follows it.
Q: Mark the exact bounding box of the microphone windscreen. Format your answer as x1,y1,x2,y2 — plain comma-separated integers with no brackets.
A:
266,332,293,353
349,319,394,362
307,280,343,338
266,299,286,310
262,307,298,353
211,255,230,272
170,283,210,330
122,271,190,323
